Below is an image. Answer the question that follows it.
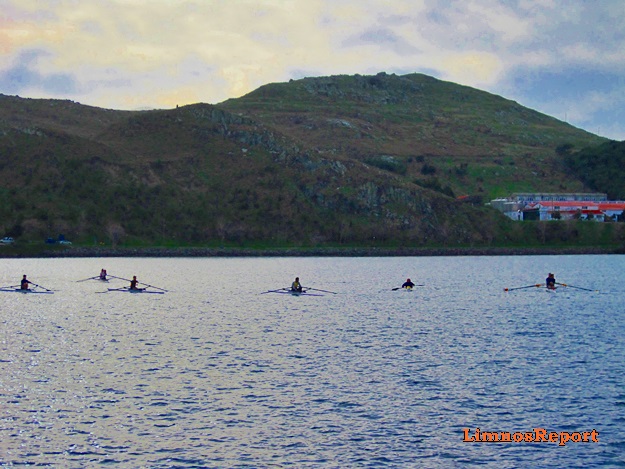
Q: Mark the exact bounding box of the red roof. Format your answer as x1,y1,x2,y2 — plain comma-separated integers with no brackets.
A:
526,201,625,211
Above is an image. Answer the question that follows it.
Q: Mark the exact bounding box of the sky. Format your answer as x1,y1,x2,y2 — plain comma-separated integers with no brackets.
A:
1,0,624,140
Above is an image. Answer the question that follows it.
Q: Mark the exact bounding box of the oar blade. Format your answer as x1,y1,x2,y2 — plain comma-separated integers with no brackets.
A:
556,282,595,292
303,287,338,294
138,283,168,292
505,284,543,291
260,288,288,294
109,275,132,282
76,276,99,283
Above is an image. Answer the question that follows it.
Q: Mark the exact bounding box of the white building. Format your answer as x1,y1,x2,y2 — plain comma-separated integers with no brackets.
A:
490,193,625,221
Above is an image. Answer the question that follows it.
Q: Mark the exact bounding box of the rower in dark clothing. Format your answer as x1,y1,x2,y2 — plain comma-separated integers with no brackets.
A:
20,275,31,290
130,276,140,290
545,273,556,290
402,278,415,289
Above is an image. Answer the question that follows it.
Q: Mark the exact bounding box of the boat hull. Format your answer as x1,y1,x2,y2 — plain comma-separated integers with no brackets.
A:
108,288,165,294
274,290,324,297
0,289,53,294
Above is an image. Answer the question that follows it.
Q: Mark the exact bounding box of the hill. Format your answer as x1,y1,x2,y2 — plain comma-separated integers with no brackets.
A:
220,73,607,200
0,73,616,249
564,140,625,200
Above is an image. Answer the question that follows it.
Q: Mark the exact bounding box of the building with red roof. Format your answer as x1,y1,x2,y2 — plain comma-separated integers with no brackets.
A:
490,193,625,221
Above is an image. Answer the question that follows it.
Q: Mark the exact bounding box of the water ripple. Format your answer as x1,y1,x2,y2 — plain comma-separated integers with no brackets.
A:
0,255,622,467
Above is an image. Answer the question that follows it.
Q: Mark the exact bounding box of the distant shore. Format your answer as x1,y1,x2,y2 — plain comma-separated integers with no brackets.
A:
1,245,624,258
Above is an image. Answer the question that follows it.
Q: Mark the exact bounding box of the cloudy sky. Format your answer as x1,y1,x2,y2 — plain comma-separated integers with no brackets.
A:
2,0,624,140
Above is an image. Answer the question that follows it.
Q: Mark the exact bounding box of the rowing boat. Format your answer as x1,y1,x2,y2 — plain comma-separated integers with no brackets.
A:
0,288,54,294
107,288,165,295
274,289,324,297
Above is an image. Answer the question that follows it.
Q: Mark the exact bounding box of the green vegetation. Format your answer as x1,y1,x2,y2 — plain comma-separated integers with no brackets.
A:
0,72,618,251
364,156,407,174
564,140,625,199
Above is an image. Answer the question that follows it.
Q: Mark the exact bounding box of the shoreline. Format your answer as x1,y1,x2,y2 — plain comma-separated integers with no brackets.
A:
1,245,624,258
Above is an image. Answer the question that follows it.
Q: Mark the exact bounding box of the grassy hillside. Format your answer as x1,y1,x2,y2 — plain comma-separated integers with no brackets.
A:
221,73,606,200
0,73,617,249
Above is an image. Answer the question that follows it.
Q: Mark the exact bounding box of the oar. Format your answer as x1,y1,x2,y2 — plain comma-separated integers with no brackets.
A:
556,282,596,292
108,275,132,282
504,284,543,292
107,275,166,291
303,287,337,294
29,282,54,292
76,276,99,283
392,285,424,290
260,288,289,294
137,281,168,292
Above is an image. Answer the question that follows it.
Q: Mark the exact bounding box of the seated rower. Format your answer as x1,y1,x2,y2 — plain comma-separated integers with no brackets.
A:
20,274,31,291
130,276,141,290
291,277,303,293
402,278,415,289
99,269,107,280
545,273,556,290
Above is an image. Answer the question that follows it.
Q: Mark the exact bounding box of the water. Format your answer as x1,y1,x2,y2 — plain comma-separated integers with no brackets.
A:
1,255,624,468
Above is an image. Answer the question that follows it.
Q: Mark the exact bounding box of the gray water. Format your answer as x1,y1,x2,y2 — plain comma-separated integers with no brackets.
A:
0,255,624,468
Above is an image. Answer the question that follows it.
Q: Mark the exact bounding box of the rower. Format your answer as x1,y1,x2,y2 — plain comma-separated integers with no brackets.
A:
291,277,303,293
402,278,415,289
99,269,107,280
545,273,556,290
20,274,31,290
130,276,140,290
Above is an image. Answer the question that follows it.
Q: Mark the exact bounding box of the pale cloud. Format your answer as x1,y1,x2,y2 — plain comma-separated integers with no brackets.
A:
1,0,625,139
457,1,532,43
529,87,625,140
561,88,625,130
438,51,504,86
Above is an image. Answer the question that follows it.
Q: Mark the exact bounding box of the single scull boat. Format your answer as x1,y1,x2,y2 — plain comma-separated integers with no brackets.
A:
0,288,54,294
107,288,165,294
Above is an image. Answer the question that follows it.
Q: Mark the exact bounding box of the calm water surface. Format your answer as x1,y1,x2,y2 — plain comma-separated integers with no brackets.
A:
1,255,624,468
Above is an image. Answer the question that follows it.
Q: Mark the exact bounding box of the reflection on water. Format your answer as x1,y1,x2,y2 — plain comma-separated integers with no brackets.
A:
1,255,624,467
